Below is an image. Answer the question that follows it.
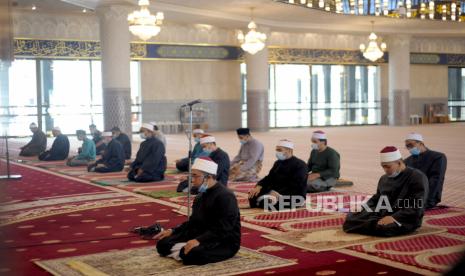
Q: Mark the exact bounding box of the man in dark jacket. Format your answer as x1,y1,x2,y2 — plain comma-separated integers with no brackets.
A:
38,127,69,161
19,123,47,157
111,126,132,160
199,134,230,186
156,157,241,265
404,133,447,209
343,146,428,237
88,131,125,173
127,123,167,182
89,124,106,155
248,139,308,211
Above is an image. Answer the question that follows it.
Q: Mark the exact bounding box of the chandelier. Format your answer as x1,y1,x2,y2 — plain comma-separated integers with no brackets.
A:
127,0,164,41
277,0,465,22
237,8,267,55
359,21,387,62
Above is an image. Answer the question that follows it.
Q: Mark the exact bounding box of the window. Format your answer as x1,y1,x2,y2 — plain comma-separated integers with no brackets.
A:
448,67,465,121
0,59,141,136
266,64,380,128
1,60,37,136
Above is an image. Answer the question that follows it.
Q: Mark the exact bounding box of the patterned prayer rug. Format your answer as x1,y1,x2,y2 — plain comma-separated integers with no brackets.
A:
35,246,296,276
344,232,465,273
263,226,447,252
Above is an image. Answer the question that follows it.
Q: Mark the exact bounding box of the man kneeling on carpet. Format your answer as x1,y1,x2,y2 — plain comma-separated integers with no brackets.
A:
155,157,241,265
87,131,125,173
67,130,96,167
127,123,167,182
248,140,308,211
343,146,428,237
307,130,340,193
38,127,69,161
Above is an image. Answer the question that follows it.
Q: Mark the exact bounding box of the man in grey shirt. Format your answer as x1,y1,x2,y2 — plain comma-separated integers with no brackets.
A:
229,128,264,182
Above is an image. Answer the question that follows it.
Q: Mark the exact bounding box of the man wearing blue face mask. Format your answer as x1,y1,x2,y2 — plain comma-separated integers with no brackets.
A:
306,130,340,193
197,134,230,186
248,139,308,210
404,133,447,209
127,123,167,182
175,128,208,172
343,146,428,237
155,157,241,265
229,128,264,182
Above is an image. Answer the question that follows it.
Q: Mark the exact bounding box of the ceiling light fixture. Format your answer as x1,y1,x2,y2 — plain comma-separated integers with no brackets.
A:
128,0,164,41
237,8,267,55
359,21,386,62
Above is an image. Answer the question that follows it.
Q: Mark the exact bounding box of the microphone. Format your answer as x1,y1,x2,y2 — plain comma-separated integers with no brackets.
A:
181,99,202,107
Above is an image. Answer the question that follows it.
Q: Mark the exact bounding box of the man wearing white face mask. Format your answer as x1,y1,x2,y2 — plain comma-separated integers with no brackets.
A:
229,128,264,182
404,133,447,209
307,130,340,193
155,157,241,265
175,128,208,172
343,146,428,237
127,123,167,182
248,140,308,210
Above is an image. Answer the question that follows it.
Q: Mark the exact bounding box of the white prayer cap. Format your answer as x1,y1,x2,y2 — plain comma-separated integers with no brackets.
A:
140,123,154,132
200,135,215,144
102,131,113,137
192,157,218,175
277,139,294,149
193,129,204,134
380,146,402,163
29,123,37,128
312,130,327,140
405,132,423,142
52,126,61,131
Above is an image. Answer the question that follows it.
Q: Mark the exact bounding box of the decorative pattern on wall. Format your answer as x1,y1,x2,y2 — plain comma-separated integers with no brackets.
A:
13,39,465,66
410,53,465,66
137,44,242,60
14,39,242,61
268,47,388,64
14,39,101,59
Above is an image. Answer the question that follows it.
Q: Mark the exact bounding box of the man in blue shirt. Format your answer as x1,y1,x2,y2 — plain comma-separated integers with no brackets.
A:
67,130,96,166
176,128,208,172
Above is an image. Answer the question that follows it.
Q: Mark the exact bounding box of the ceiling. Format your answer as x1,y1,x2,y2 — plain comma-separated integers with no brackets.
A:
11,0,465,36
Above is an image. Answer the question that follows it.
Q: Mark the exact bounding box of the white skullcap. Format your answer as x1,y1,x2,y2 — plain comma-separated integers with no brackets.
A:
192,157,218,175
277,139,294,149
200,135,215,144
380,146,402,163
312,130,327,140
52,126,61,131
141,123,154,132
29,123,37,128
193,129,204,134
102,131,113,137
406,133,423,142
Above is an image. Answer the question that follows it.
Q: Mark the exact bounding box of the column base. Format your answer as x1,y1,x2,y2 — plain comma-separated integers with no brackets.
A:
247,89,269,132
389,89,410,126
103,88,132,137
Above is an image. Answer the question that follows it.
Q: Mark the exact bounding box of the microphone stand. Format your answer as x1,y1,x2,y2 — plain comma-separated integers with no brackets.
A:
180,99,201,220
186,104,193,219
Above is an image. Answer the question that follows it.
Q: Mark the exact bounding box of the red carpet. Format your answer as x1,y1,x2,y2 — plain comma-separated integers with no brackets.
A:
1,201,417,276
0,163,106,203
2,162,464,275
